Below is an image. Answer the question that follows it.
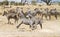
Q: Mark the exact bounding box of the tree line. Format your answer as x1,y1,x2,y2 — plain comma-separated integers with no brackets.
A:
0,0,23,6
0,0,60,6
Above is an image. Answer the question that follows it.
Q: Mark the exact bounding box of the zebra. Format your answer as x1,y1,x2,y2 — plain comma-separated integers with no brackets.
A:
2,10,19,24
17,11,42,30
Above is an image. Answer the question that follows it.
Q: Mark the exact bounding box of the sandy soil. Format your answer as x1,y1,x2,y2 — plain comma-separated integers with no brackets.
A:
0,15,60,37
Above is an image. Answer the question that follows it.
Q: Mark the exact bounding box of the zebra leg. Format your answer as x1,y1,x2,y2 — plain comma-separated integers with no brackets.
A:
49,15,51,20
16,22,23,29
29,25,31,28
39,22,42,29
30,24,35,30
15,17,19,24
55,14,57,19
41,14,44,19
33,24,37,29
8,19,9,24
31,25,35,30
45,15,47,20
8,18,10,24
15,19,18,24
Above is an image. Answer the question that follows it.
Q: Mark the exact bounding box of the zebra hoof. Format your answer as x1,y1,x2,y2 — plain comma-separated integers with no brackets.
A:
16,26,19,29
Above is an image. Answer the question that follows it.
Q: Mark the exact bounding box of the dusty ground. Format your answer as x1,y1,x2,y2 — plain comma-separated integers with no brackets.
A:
0,5,60,37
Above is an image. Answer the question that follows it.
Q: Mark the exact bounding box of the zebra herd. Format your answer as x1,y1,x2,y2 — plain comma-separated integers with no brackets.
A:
2,7,60,30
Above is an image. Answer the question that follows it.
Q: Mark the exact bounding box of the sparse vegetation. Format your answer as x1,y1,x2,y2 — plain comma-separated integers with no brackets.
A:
2,0,9,5
41,0,52,5
31,0,37,5
0,0,24,6
10,1,15,5
0,2,3,6
58,2,60,6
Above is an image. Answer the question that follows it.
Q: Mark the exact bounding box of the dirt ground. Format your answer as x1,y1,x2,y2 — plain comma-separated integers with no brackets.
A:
0,5,60,37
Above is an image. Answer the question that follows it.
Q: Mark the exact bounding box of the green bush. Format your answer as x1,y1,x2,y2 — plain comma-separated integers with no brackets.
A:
10,1,15,5
0,2,3,5
58,2,60,6
31,1,37,5
2,0,9,5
